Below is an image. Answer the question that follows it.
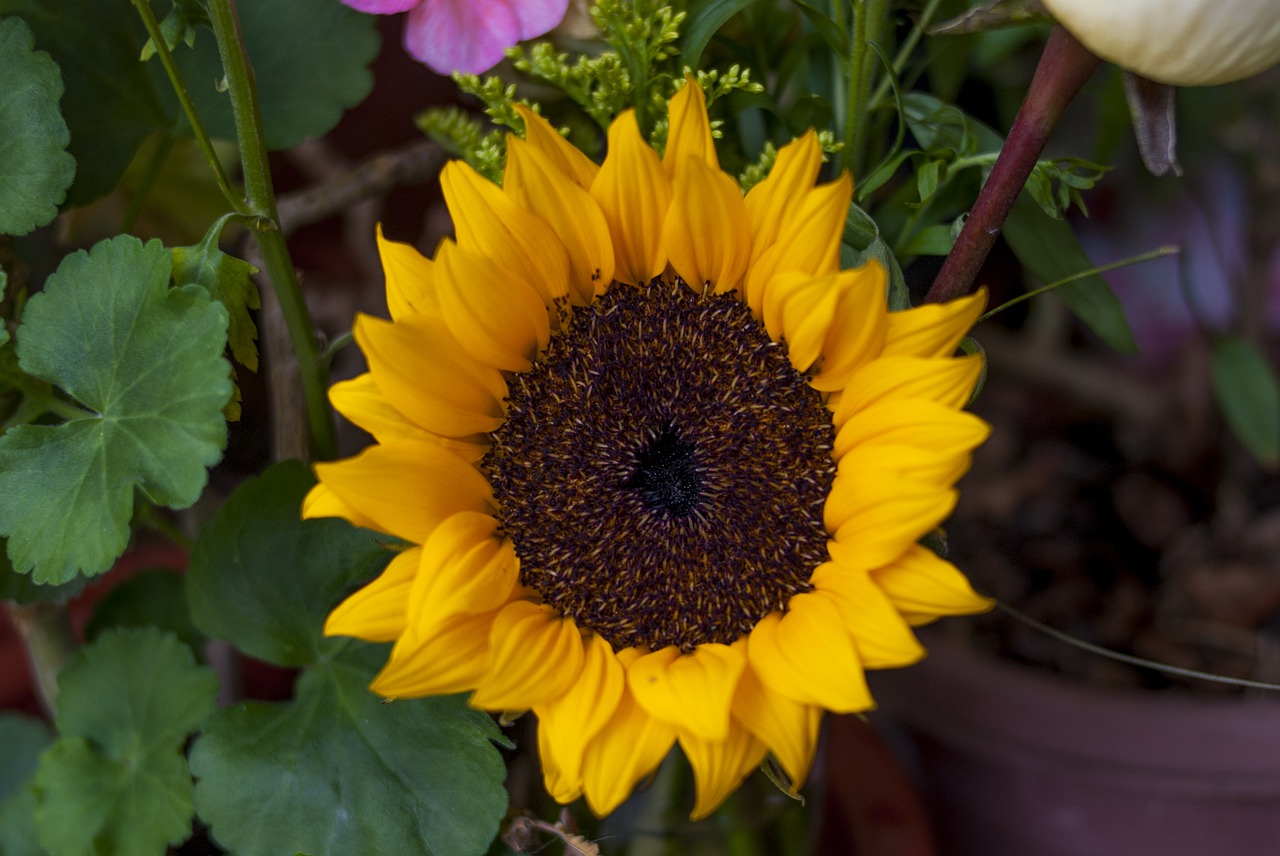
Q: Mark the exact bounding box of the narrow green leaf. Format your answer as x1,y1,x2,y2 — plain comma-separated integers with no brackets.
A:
843,203,910,311
682,0,754,70
788,0,848,55
172,215,261,370
901,223,955,257
1002,192,1137,353
916,158,943,202
0,235,231,583
191,646,509,856
34,627,218,856
1211,336,1280,468
187,461,395,667
0,16,76,235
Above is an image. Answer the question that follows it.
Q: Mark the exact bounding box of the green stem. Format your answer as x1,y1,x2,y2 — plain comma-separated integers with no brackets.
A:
129,0,251,217
926,26,1101,304
206,0,337,461
867,0,943,111
842,1,865,175
979,244,1181,321
7,603,77,716
120,135,175,234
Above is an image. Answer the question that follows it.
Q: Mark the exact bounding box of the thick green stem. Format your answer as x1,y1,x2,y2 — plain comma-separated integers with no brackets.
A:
8,603,76,717
129,0,250,217
206,0,337,460
926,26,1101,304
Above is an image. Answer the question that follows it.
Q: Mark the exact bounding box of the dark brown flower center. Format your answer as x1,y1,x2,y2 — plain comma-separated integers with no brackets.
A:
485,279,835,651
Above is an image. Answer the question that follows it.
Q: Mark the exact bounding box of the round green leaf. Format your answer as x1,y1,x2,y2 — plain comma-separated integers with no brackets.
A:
34,627,217,856
187,460,395,667
190,647,509,856
0,235,231,584
0,714,52,800
85,569,205,657
179,0,378,150
0,16,74,235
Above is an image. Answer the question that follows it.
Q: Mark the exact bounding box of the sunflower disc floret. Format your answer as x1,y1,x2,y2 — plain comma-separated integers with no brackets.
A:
306,79,993,819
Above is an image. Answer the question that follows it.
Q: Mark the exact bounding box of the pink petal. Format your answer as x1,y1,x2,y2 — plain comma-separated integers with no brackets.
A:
342,0,420,14
512,0,570,40
404,0,568,75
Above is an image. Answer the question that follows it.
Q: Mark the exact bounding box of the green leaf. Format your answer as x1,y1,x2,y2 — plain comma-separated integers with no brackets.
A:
34,627,218,856
916,158,943,202
0,235,231,584
0,0,171,205
0,269,8,348
1002,192,1137,353
0,16,76,235
172,215,260,370
842,203,910,311
901,223,956,257
1211,336,1280,468
141,0,210,60
0,540,86,604
682,0,754,70
86,569,205,657
178,0,379,150
788,0,847,55
0,714,52,856
190,646,509,856
187,460,395,667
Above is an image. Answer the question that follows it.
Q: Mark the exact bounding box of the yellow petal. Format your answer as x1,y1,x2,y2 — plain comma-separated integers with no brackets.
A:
408,511,518,634
627,643,745,741
377,224,440,321
470,601,586,710
731,652,822,788
329,373,425,444
809,562,925,669
826,483,957,571
744,129,822,260
663,156,750,294
302,480,380,531
808,261,889,391
581,649,678,817
591,110,671,286
535,634,626,803
505,136,615,304
680,721,767,820
870,544,993,625
747,593,873,713
833,399,991,461
744,174,852,312
313,440,494,544
515,104,599,190
371,610,495,698
440,160,570,307
353,313,508,437
882,289,986,358
831,355,984,430
761,267,887,385
663,75,717,177
435,238,551,373
324,545,421,642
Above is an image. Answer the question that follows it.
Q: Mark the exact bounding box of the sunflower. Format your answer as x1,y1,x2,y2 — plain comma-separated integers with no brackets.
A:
305,78,992,819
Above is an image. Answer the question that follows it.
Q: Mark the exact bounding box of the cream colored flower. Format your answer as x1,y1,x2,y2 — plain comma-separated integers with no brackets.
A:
1041,0,1280,85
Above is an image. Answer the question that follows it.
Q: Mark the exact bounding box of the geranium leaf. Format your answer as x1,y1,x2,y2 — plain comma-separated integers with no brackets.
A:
86,569,205,657
172,216,261,370
0,235,231,584
0,540,85,604
187,460,395,667
178,0,378,150
0,714,53,856
33,627,218,856
190,646,509,856
0,0,171,205
0,16,76,235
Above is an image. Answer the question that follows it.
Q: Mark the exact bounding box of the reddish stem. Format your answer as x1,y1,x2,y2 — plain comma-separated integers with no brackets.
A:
926,26,1102,304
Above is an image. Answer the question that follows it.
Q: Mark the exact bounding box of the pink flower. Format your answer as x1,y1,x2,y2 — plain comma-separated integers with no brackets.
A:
345,0,570,75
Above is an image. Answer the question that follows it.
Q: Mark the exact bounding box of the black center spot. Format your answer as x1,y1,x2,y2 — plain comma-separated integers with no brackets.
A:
485,279,836,651
624,427,702,518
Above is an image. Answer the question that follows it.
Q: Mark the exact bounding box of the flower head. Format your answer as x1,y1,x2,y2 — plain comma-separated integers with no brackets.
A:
1041,0,1280,85
343,0,570,75
307,80,992,819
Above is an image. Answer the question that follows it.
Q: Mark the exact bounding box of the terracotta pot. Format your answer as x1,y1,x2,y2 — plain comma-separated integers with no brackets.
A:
869,628,1280,855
